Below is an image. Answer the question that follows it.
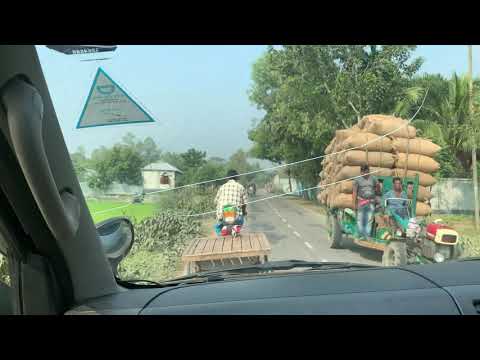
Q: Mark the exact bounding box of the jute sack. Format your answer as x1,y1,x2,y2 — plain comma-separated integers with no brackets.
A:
363,115,416,139
338,180,354,194
357,115,399,129
330,193,354,209
341,150,395,168
335,166,392,181
340,132,393,152
335,127,361,143
417,186,433,201
392,138,441,157
395,153,440,173
416,202,432,216
325,139,336,154
391,168,437,187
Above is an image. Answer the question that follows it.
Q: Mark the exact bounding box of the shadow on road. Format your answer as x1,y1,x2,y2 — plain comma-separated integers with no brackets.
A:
342,237,383,263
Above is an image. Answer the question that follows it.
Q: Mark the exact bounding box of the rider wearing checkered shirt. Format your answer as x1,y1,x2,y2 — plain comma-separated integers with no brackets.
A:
214,169,248,220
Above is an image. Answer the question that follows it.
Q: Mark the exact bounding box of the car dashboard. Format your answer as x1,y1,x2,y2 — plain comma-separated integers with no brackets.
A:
67,260,480,315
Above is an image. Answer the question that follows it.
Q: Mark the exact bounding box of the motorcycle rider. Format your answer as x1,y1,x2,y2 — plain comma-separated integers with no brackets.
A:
214,169,248,235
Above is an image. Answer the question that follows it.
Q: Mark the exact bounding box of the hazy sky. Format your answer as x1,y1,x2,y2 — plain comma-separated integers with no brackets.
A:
36,45,480,158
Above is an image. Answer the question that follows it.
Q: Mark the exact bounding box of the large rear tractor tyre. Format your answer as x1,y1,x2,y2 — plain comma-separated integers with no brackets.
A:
453,243,464,260
382,241,407,266
328,215,344,249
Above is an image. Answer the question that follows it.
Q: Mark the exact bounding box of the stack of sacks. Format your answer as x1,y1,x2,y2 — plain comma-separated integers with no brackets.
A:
319,114,441,216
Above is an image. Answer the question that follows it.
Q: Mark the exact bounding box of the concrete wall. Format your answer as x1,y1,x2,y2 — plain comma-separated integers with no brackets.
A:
80,182,142,198
430,178,475,213
142,170,176,191
272,175,301,195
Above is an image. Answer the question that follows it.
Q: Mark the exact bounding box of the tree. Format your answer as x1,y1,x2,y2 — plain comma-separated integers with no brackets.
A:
191,160,226,188
121,132,161,166
137,137,162,166
248,45,423,187
89,144,144,189
414,73,480,177
70,146,90,181
160,151,185,170
227,149,262,184
180,148,207,169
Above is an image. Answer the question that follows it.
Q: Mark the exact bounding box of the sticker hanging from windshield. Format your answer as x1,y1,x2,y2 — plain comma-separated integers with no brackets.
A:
76,67,155,129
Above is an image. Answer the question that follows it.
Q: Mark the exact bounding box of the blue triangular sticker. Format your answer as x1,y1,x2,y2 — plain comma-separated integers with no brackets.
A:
76,67,155,129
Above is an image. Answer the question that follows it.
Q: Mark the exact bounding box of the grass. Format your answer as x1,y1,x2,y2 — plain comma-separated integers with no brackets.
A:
87,199,157,223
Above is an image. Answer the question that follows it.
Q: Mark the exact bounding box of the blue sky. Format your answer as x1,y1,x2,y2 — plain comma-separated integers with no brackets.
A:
36,45,480,158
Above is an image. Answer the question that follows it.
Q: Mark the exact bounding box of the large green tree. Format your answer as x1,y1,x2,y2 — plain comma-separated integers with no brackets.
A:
89,143,144,190
248,45,423,186
121,133,162,166
180,148,207,169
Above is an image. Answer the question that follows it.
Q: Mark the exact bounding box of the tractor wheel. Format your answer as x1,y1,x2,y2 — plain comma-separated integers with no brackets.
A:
328,215,343,249
382,241,407,266
453,243,464,259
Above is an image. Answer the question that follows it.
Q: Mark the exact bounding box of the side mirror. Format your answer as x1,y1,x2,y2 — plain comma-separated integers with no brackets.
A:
96,217,134,277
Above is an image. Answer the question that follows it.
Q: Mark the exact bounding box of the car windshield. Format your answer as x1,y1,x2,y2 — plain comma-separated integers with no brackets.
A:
36,45,479,283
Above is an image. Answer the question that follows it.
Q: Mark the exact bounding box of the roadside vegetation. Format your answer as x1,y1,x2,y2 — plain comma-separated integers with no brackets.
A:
117,189,216,281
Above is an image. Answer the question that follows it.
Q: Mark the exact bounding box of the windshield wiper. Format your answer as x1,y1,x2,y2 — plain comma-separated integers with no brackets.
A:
164,260,378,283
117,260,379,288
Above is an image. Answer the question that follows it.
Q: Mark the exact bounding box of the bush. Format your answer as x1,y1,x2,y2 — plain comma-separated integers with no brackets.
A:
118,210,203,281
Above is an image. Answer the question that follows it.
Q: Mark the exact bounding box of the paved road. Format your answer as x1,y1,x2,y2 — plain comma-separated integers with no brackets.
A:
244,192,382,266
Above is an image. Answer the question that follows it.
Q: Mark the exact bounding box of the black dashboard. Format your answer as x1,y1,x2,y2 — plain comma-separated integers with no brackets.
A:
67,260,480,315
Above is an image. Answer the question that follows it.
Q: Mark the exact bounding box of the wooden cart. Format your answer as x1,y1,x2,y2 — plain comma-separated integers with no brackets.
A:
181,232,271,275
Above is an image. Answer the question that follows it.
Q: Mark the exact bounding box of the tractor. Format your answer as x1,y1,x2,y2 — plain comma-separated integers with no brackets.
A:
327,175,463,266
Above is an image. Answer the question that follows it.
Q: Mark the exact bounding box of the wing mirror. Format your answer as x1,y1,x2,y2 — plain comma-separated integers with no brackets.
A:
96,217,134,277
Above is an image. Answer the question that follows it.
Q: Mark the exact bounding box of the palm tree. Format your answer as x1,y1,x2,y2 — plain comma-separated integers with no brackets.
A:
397,73,480,177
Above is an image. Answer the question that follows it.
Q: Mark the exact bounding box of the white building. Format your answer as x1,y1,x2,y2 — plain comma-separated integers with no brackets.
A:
142,162,182,192
272,172,300,194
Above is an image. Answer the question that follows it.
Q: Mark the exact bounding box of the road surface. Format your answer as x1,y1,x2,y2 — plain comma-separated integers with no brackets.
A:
244,192,382,265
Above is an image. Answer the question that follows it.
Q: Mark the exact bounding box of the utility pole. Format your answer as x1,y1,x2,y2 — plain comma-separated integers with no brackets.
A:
468,45,479,230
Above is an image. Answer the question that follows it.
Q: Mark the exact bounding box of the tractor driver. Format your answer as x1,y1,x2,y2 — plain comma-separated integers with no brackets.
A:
383,177,409,222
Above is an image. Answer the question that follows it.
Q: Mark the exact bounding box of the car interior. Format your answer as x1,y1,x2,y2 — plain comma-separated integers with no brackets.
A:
0,45,480,315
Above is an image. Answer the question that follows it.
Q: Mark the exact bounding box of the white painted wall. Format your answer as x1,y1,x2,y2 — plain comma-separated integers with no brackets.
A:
431,178,476,213
272,174,300,194
142,170,176,191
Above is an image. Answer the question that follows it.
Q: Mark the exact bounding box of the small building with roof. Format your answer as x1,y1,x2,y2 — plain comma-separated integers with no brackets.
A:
141,162,182,192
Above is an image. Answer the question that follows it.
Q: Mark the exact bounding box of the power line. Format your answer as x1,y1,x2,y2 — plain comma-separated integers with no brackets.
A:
91,88,429,216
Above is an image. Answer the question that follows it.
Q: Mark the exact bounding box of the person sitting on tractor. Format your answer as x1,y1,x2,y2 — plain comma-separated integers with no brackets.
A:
383,177,409,229
353,164,380,240
214,169,248,235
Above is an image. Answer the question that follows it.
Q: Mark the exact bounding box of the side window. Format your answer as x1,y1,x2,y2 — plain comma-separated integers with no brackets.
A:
0,253,10,287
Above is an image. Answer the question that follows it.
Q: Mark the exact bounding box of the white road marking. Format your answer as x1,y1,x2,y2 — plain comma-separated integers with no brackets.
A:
304,241,313,249
293,231,302,238
321,259,328,262
287,224,293,229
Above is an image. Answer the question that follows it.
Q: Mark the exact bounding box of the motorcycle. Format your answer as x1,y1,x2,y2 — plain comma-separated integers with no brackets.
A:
215,205,245,238
247,184,256,197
